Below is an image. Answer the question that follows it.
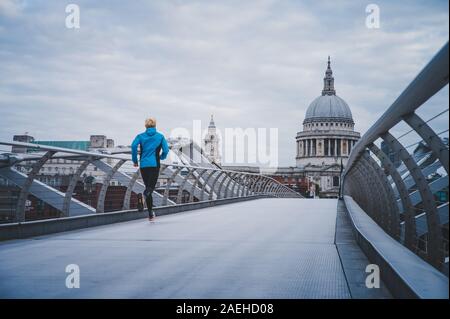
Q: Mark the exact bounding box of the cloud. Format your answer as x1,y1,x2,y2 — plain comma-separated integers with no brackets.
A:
0,0,25,18
0,0,448,166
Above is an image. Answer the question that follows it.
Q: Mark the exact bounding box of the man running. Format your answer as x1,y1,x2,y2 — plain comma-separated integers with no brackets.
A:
131,117,169,221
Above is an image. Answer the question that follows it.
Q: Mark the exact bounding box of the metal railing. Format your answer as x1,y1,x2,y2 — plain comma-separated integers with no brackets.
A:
341,42,449,271
0,140,301,223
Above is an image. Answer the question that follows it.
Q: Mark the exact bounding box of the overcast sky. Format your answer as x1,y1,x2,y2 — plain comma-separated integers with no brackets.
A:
0,0,448,166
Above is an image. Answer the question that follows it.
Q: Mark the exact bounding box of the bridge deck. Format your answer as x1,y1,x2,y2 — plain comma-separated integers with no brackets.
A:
0,198,385,298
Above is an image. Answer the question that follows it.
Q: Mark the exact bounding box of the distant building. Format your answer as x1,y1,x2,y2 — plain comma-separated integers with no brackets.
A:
90,135,108,148
381,141,401,168
11,134,115,154
269,57,361,197
12,134,34,153
295,57,360,169
107,139,115,148
11,134,116,180
31,140,90,151
203,115,221,165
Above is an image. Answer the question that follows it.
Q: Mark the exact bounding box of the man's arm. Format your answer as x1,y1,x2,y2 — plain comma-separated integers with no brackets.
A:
160,135,169,160
131,135,140,165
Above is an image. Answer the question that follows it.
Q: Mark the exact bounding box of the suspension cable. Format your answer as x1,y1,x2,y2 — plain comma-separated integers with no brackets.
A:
397,108,449,140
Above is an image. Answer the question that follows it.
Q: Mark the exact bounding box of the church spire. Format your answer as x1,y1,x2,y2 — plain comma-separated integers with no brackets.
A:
322,56,336,96
208,114,216,128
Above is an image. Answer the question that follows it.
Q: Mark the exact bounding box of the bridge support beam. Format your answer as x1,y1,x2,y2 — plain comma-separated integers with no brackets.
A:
201,170,218,201
163,167,183,206
362,153,400,238
209,171,227,200
382,132,443,267
63,158,93,217
96,159,126,213
189,169,208,202
230,173,242,198
217,171,231,199
369,143,417,250
15,151,56,222
223,172,239,199
176,167,196,204
0,167,95,218
122,169,141,211
403,112,449,175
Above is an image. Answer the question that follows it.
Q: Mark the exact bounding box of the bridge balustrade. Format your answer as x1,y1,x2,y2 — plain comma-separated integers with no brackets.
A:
341,42,449,272
0,142,301,223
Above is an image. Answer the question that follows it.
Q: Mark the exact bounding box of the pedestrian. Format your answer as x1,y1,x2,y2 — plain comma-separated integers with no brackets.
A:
131,117,169,221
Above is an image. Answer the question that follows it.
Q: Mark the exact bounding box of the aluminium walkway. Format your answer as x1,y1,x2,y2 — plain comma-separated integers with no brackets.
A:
0,198,391,298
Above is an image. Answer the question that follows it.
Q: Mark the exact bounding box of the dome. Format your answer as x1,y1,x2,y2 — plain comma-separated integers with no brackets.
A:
303,56,354,125
304,95,353,124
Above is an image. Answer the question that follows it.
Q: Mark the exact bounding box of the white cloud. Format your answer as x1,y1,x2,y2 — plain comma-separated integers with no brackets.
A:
0,0,24,17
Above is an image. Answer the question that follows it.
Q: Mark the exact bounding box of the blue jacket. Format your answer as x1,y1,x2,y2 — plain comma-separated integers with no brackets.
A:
131,127,169,168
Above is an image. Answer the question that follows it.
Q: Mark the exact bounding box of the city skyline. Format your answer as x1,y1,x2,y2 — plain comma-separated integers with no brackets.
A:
0,0,448,166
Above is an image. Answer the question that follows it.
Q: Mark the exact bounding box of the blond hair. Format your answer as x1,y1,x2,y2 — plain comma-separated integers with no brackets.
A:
145,117,156,128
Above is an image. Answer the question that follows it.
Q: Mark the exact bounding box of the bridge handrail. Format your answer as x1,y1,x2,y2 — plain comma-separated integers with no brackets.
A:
0,139,301,223
341,42,449,272
0,140,292,182
344,43,448,175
